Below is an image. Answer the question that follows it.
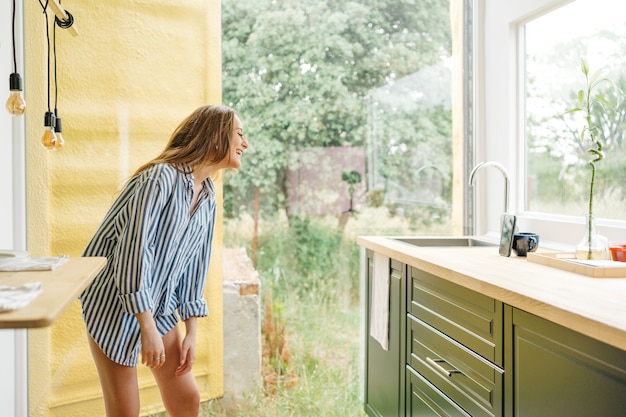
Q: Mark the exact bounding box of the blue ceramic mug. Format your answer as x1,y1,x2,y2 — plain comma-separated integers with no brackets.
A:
512,232,539,257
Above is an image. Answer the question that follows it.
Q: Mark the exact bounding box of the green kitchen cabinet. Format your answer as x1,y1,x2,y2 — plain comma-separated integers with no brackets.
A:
507,307,626,417
363,252,626,416
364,251,407,417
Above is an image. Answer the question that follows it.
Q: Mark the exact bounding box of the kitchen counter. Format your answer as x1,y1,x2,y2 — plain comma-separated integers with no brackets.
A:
357,236,626,352
0,257,106,328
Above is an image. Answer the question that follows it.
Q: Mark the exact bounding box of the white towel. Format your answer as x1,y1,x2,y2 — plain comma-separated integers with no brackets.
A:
0,282,43,312
0,255,69,272
370,253,390,350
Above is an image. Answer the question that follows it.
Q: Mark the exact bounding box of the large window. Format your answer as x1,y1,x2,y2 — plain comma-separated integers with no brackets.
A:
222,0,470,238
524,0,626,221
220,3,471,413
478,0,626,245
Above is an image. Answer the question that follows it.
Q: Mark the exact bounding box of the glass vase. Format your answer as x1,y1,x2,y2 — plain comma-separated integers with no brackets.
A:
575,214,609,260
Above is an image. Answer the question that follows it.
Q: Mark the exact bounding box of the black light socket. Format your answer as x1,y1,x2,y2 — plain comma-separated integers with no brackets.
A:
44,111,56,128
54,116,63,133
9,73,23,91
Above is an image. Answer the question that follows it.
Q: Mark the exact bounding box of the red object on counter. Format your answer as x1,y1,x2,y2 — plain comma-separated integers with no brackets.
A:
609,244,626,262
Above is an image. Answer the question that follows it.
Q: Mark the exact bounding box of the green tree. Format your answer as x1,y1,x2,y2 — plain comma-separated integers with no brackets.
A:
526,28,626,211
222,0,452,219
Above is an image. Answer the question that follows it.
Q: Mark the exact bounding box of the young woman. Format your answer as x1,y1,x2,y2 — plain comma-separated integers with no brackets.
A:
80,105,248,417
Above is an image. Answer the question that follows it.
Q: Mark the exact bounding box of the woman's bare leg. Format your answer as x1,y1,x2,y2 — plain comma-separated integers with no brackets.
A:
151,326,200,417
87,335,140,417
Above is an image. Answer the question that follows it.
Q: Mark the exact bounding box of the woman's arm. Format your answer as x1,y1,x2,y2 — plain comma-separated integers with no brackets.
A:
135,310,166,369
115,175,165,314
175,316,197,376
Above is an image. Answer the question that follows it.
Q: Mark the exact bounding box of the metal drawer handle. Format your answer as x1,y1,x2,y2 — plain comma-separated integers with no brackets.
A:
426,357,463,377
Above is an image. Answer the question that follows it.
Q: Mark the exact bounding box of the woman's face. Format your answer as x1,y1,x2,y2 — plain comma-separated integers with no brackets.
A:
224,116,248,169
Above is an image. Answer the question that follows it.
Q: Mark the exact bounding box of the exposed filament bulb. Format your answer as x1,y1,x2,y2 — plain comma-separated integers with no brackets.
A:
41,111,59,150
6,73,26,116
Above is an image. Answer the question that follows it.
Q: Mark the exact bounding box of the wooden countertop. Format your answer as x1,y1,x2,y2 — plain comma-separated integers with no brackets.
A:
357,236,626,352
0,257,106,328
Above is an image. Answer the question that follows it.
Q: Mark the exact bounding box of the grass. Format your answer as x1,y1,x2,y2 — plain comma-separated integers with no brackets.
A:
201,298,365,417
199,214,367,416
190,207,446,416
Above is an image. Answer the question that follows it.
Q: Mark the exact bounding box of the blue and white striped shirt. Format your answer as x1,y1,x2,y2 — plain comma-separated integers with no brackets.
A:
80,163,216,366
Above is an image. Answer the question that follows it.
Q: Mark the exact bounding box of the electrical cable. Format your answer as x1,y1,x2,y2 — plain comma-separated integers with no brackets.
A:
53,8,57,112
42,1,52,113
52,4,64,147
55,10,74,29
11,0,16,73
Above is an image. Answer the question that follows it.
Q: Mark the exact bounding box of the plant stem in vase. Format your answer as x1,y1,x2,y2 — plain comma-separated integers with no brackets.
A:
575,214,608,260
566,59,620,260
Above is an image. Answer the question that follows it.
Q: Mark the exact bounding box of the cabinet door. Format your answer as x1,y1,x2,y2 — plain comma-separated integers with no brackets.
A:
365,253,406,417
510,308,626,417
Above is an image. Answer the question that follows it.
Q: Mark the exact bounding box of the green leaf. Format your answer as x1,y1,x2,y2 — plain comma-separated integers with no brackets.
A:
595,94,614,110
588,68,603,87
564,107,582,114
577,90,585,108
580,58,589,76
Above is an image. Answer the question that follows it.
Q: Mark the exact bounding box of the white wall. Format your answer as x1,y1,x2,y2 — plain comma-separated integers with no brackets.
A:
1,0,28,416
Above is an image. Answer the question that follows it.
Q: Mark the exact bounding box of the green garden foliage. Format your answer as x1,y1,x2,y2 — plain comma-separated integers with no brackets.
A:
222,0,452,220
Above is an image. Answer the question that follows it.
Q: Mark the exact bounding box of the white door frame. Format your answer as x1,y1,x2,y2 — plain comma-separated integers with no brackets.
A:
1,0,28,416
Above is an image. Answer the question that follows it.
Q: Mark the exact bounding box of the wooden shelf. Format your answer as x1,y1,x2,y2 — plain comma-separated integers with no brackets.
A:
0,257,105,328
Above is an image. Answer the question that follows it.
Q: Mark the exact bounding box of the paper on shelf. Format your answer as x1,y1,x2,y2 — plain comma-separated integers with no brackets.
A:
0,282,43,312
0,255,69,272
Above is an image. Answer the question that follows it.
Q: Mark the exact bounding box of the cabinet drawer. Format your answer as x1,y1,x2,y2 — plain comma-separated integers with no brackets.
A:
407,315,504,417
409,267,503,365
406,366,471,417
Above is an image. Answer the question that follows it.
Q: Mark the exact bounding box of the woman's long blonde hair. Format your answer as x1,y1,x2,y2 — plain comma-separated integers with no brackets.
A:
134,105,237,176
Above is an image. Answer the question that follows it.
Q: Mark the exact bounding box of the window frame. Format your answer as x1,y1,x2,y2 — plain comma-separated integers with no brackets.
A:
473,0,626,249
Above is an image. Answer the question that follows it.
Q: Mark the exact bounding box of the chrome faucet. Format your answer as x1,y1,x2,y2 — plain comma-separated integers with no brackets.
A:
469,161,510,213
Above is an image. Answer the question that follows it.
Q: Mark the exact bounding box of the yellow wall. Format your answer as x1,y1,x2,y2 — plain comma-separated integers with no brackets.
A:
24,1,224,415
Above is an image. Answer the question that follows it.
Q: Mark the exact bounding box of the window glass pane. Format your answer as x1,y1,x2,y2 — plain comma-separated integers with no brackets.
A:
220,2,469,413
222,0,466,237
525,0,626,220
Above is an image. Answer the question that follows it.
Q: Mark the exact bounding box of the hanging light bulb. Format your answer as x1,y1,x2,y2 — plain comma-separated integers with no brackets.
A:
53,109,65,149
6,73,26,116
41,111,58,149
7,0,26,116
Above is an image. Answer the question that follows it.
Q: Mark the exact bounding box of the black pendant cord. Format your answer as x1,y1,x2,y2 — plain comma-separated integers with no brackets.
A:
53,9,58,113
11,0,17,73
45,6,51,112
38,0,52,112
52,5,63,141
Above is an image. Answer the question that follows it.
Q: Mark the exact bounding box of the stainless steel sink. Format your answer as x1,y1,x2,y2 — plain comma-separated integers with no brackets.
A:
392,237,497,247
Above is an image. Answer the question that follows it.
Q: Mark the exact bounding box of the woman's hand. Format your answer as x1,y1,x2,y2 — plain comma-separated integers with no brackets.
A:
135,311,166,369
175,317,197,376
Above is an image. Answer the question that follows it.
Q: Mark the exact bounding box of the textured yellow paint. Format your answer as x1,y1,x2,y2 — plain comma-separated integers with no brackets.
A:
24,1,224,415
